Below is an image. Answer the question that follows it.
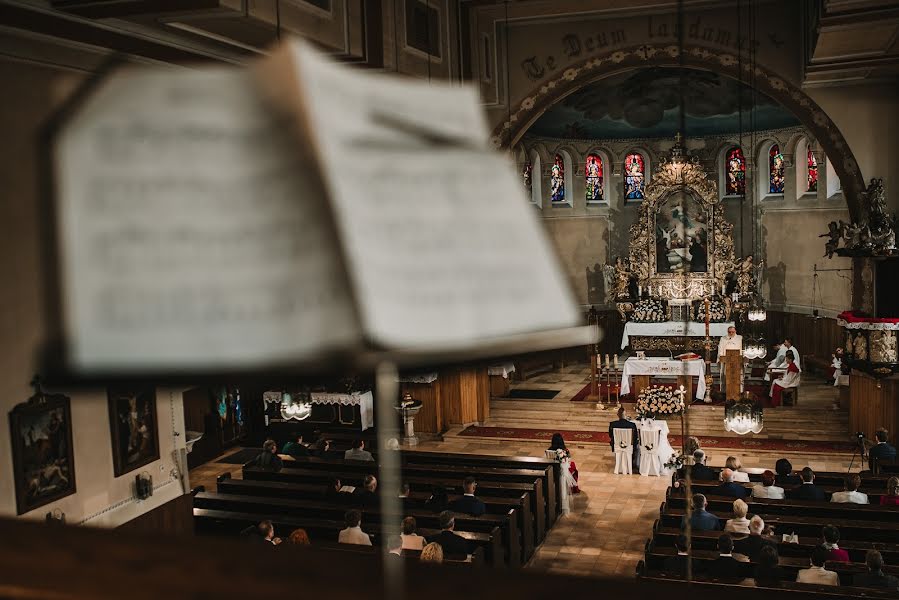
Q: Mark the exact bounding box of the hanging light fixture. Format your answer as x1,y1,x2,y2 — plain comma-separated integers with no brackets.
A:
724,394,764,434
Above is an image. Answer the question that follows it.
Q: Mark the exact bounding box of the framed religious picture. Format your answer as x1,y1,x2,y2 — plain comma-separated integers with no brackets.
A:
9,390,76,515
107,386,159,477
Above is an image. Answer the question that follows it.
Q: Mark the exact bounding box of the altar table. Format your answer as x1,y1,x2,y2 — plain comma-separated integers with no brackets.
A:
620,357,706,400
263,390,374,430
620,321,734,350
487,363,516,397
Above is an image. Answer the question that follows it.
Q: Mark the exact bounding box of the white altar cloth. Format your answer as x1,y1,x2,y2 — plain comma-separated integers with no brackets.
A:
488,363,516,378
620,320,734,349
620,357,706,399
397,373,439,384
263,390,374,430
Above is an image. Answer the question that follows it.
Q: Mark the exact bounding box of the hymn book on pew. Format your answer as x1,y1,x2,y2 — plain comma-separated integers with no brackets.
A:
44,39,585,377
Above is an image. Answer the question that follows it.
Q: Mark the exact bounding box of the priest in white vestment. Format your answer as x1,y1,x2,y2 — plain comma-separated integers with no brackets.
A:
765,337,800,380
717,326,743,395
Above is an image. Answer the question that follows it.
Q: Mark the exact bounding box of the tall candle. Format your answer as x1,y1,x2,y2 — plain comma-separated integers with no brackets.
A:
638,285,642,297
604,354,610,369
721,283,725,296
614,354,619,369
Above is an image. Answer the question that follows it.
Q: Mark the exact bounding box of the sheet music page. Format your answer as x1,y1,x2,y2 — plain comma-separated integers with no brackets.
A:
54,67,359,372
283,42,580,348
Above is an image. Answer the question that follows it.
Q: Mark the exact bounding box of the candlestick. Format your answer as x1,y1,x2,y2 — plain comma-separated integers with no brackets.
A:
614,354,619,369
604,354,610,369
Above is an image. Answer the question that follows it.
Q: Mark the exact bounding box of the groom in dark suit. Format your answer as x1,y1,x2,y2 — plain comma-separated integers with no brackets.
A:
609,406,639,471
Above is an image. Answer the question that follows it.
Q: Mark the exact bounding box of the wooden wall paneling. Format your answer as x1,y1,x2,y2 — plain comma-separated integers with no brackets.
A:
439,368,463,426
116,494,194,537
457,367,484,424
400,381,441,434
849,372,899,444
761,311,842,362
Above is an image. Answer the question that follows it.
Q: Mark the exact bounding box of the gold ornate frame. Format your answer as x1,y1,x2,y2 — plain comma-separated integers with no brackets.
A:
626,154,735,301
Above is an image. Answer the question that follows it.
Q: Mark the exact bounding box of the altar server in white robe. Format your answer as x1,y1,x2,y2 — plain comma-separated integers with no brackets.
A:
765,337,800,381
718,326,744,394
770,351,800,407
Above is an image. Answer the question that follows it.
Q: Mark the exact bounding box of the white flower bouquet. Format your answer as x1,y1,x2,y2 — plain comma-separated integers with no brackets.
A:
635,385,685,419
632,298,668,323
693,296,728,322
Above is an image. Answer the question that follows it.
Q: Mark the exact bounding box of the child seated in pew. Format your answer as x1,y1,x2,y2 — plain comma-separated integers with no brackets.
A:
830,474,869,504
821,525,849,562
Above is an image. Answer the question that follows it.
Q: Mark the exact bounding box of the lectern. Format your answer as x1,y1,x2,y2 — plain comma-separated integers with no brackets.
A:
723,349,743,401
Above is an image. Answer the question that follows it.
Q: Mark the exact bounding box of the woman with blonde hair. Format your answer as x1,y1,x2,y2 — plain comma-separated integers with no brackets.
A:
719,456,750,482
420,542,444,563
725,499,751,534
880,477,899,506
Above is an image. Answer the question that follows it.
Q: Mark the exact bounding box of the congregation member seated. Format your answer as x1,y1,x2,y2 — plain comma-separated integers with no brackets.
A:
831,473,869,504
774,458,797,486
752,470,784,499
420,542,444,564
681,494,720,532
709,534,744,580
400,516,425,550
724,499,751,535
549,433,580,493
281,433,310,457
719,457,750,482
881,477,899,506
608,407,639,472
287,528,310,545
787,467,830,501
769,352,800,408
766,337,800,378
324,477,350,503
338,509,371,546
398,482,411,498
241,519,282,545
687,450,718,481
854,550,899,591
711,469,750,499
734,516,776,562
449,476,487,516
254,439,283,472
870,428,897,471
662,534,692,577
796,545,839,586
386,534,404,560
752,545,788,587
425,486,449,512
425,511,471,558
684,436,702,462
310,437,331,457
344,439,374,461
353,475,378,508
821,525,849,562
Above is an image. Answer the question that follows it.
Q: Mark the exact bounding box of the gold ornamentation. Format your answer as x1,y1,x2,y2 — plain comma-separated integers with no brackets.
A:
870,331,898,363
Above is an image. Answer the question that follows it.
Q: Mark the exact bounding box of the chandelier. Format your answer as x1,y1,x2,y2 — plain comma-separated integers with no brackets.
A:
743,337,768,360
724,395,764,435
747,307,767,321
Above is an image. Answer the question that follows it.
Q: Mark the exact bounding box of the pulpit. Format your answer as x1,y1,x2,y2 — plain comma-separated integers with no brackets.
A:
399,367,489,434
723,349,743,401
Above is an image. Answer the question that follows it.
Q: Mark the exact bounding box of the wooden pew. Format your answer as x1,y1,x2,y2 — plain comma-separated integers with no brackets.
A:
192,508,504,568
651,524,899,565
243,464,547,545
274,455,557,530
682,478,888,503
192,491,521,567
216,475,536,557
659,504,899,542
310,539,485,567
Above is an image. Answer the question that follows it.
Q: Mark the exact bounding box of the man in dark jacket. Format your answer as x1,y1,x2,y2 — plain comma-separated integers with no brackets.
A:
609,406,639,472
282,433,310,457
710,469,750,499
869,428,897,472
681,494,721,532
854,551,899,591
787,467,830,501
709,534,746,580
688,450,719,481
425,511,472,558
449,476,487,516
734,515,776,562
662,534,694,577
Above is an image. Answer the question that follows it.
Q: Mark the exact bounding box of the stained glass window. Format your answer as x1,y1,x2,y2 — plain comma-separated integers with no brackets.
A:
585,154,603,202
624,153,645,200
807,149,818,193
769,144,785,194
551,154,565,202
725,147,745,196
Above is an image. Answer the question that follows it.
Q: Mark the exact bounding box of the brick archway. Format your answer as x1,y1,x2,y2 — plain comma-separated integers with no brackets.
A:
492,44,866,220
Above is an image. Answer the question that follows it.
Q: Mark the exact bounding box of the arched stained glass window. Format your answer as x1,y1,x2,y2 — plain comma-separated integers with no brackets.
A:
550,154,565,202
769,144,785,194
725,147,745,196
624,153,645,200
585,154,603,202
807,149,818,193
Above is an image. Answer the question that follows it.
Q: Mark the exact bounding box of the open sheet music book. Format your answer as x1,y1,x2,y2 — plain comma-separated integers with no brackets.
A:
47,39,582,376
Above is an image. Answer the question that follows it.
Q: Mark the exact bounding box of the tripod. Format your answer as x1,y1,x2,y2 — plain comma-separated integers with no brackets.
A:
847,435,867,474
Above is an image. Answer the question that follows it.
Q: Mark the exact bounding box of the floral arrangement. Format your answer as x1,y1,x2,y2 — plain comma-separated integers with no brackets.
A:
692,296,728,322
632,298,668,323
635,385,685,419
664,452,687,471
554,448,571,461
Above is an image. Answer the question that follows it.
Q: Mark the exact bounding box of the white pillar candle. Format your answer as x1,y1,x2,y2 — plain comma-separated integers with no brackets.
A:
614,354,619,369
638,285,642,297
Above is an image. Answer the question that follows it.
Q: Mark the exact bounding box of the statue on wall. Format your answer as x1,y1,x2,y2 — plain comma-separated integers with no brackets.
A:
870,331,898,364
819,221,842,259
734,255,760,297
822,178,897,257
853,333,868,362
607,256,633,300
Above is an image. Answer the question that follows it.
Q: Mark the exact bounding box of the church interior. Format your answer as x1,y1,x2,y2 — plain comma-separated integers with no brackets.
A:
2,0,899,598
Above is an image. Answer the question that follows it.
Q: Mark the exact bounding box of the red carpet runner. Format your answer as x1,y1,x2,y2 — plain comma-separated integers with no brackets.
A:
458,426,856,454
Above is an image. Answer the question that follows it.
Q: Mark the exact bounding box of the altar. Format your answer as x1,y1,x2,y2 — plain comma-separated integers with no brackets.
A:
263,390,374,431
620,357,707,400
621,320,734,350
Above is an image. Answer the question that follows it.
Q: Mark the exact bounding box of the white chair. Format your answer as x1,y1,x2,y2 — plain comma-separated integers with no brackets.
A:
544,449,557,460
612,428,633,475
639,426,663,477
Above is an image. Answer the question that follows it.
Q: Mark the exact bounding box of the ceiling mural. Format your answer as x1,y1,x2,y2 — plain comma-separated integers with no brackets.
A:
527,67,800,140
